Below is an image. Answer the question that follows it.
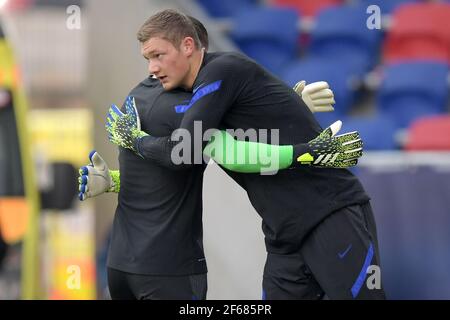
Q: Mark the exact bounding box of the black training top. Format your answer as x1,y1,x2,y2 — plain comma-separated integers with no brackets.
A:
138,52,371,254
107,77,207,275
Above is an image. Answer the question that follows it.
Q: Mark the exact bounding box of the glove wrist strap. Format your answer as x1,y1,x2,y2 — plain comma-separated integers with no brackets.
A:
292,143,313,166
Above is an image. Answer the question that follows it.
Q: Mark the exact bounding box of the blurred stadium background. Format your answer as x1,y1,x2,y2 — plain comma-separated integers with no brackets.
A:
0,0,449,299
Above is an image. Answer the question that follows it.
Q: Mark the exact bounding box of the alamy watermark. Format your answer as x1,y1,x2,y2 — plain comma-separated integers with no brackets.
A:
66,265,81,290
170,121,281,175
366,265,382,290
66,5,81,30
366,5,381,30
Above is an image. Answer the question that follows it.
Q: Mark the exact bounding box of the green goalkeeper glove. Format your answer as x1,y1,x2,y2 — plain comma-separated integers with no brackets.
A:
106,96,148,156
78,150,120,201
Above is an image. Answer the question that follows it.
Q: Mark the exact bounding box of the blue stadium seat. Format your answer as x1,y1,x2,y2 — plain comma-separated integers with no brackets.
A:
281,57,360,115
342,114,398,150
309,4,382,74
377,62,449,128
230,7,300,75
197,0,257,18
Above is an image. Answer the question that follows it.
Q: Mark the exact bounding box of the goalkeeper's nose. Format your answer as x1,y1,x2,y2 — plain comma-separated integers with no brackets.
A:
148,59,160,75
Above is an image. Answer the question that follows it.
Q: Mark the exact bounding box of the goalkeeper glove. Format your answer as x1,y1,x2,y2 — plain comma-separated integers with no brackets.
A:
106,95,148,156
293,121,362,168
78,150,120,201
294,81,335,113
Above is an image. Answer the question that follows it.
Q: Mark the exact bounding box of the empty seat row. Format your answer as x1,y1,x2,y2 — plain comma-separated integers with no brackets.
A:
229,2,450,76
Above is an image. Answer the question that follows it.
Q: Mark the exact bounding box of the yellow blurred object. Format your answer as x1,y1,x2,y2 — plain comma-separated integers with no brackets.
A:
1,24,41,299
45,210,97,300
0,39,19,89
28,108,93,168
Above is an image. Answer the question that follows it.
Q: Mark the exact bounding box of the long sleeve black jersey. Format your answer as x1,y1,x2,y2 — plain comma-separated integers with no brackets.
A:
138,52,371,253
107,77,207,275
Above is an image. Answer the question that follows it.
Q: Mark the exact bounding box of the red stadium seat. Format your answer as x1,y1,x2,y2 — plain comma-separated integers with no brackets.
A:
270,0,343,17
405,116,450,151
383,3,450,64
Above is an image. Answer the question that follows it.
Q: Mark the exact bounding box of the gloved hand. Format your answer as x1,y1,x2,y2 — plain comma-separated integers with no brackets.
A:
78,150,119,201
293,81,335,113
106,95,148,156
294,121,362,168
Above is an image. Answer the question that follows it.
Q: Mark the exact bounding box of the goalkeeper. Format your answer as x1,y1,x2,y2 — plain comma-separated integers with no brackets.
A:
80,79,339,299
104,96,381,300
95,10,384,299
80,15,343,300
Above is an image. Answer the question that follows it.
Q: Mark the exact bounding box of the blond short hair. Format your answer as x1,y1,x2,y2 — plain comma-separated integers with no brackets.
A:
137,9,202,49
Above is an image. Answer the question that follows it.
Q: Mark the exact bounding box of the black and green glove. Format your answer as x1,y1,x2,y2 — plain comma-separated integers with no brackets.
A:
293,120,362,168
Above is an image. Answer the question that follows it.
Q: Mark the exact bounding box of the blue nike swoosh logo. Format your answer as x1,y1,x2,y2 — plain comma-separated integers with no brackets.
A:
338,244,353,259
